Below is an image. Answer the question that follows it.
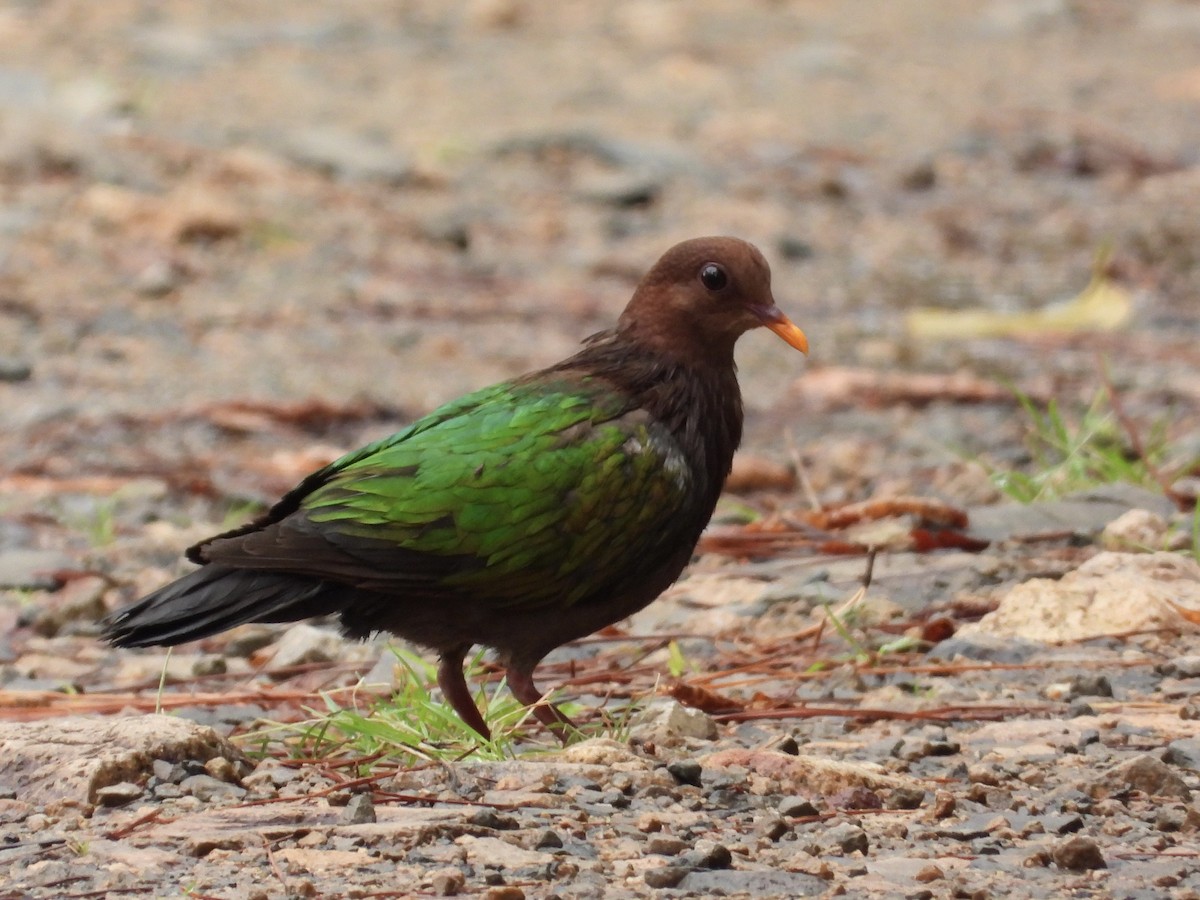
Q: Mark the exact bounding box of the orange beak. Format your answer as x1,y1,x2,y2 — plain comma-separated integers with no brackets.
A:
757,305,809,354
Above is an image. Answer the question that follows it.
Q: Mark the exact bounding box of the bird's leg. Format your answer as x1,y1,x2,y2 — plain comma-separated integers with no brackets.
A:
437,645,491,740
506,665,578,744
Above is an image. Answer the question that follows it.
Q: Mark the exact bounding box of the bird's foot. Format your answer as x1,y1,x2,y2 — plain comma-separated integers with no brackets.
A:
506,665,578,745
438,647,492,740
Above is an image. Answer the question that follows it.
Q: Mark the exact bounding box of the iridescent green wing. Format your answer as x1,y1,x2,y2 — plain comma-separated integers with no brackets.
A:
299,377,692,610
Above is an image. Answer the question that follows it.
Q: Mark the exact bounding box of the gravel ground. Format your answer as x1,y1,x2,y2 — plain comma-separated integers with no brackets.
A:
2,2,1200,897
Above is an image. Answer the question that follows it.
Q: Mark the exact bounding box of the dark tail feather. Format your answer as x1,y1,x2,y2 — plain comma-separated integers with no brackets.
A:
103,565,345,648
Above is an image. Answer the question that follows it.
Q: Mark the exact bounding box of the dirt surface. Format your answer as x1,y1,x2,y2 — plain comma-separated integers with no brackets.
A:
2,2,1200,898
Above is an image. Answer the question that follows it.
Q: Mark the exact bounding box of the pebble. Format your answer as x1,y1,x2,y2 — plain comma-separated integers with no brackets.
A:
930,792,956,819
665,759,703,787
533,829,562,849
267,623,348,669
913,863,944,882
886,786,926,810
430,868,466,896
468,808,519,830
0,358,31,382
94,782,143,808
1167,655,1200,678
824,822,869,855
1052,836,1106,870
646,836,688,856
342,793,376,825
1109,755,1192,800
179,774,247,803
1067,673,1113,699
1164,738,1200,770
778,796,820,817
643,865,690,889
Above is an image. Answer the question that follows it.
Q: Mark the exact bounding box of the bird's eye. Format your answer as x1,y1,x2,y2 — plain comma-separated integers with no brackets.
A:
699,263,728,292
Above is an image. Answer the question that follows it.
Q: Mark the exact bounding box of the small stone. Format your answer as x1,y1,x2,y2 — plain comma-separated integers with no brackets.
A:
666,759,703,787
1155,806,1188,832
824,822,869,855
1067,700,1096,718
430,868,466,896
644,866,691,889
967,765,1000,786
94,782,143,807
886,786,926,810
931,791,956,819
1052,836,1106,871
1164,739,1200,770
267,624,347,669
0,358,32,382
689,841,732,869
1168,655,1200,678
913,864,944,883
635,813,664,833
1109,755,1192,799
179,774,246,803
779,796,819,817
647,836,688,856
533,829,562,849
342,793,376,825
758,816,790,841
1067,674,1113,699
468,808,519,830
482,888,524,900
203,756,241,784
630,700,718,743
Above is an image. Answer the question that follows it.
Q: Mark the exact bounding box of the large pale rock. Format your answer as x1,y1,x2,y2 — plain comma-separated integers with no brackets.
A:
962,552,1200,642
0,715,242,804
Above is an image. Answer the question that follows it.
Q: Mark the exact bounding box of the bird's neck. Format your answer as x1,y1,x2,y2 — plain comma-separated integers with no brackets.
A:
554,330,745,502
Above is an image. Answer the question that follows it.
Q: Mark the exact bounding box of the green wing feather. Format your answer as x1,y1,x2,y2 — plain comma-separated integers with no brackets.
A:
299,377,693,611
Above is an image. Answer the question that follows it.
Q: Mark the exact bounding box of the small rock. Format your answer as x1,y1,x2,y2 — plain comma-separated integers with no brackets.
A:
824,822,869,855
1104,755,1192,800
779,796,819,817
887,786,926,810
1067,674,1113,699
281,126,413,184
482,888,524,900
931,791,956,819
94,782,143,808
689,841,732,869
1164,738,1200,770
430,868,466,896
468,808,519,830
914,864,944,883
1156,806,1189,832
1067,700,1096,718
758,815,790,841
203,757,241,784
267,624,348,670
342,793,376,825
647,836,688,856
180,774,247,803
629,700,718,743
1169,655,1200,678
1101,508,1185,552
643,866,691,889
0,549,72,590
0,358,32,382
533,829,561,850
1052,836,1106,871
666,759,703,787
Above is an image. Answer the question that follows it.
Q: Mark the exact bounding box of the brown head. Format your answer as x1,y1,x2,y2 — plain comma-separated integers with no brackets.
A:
617,236,808,367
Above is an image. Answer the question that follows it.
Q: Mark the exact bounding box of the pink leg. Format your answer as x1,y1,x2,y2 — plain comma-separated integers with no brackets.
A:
438,646,491,740
506,665,577,743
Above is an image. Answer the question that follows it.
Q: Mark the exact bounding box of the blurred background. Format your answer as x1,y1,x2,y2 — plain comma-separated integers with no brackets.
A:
1,0,1198,570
